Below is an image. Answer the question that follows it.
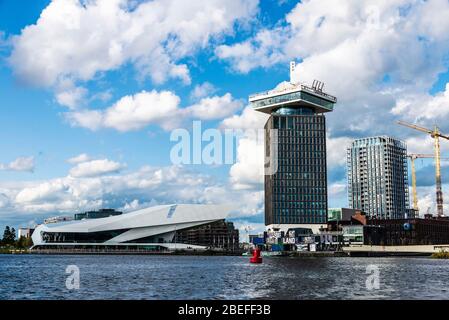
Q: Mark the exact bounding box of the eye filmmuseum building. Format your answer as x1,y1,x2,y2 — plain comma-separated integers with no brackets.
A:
249,64,337,232
31,204,239,252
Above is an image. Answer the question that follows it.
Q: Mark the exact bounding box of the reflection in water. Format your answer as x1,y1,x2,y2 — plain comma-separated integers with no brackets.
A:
1,255,449,300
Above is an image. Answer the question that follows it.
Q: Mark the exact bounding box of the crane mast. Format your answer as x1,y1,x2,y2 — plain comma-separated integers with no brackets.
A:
434,131,443,217
398,120,449,217
408,153,449,213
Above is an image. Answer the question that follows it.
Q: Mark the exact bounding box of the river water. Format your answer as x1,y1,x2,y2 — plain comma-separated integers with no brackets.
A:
1,255,449,299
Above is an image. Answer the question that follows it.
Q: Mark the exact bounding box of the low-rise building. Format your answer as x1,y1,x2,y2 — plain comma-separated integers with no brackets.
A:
17,227,34,239
364,216,449,246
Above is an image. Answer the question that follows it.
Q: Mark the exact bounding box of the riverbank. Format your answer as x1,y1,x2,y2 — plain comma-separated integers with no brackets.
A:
431,251,449,259
25,248,244,256
259,251,349,257
0,248,31,254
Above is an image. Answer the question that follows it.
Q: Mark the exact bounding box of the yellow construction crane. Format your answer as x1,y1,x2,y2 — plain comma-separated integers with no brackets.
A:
398,120,449,217
408,153,449,213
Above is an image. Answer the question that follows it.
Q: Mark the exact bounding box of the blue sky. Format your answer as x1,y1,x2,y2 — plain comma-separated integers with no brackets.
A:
1,0,449,235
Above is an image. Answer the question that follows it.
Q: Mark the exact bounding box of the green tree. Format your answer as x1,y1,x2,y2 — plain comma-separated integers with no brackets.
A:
1,226,16,246
2,226,11,245
16,236,33,249
10,227,16,243
17,236,26,249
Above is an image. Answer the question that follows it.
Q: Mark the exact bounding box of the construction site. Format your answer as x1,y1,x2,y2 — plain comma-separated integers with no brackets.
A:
342,121,449,256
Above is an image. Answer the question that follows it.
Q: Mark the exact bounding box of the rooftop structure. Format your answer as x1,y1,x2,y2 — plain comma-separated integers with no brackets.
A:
249,81,337,114
74,208,122,220
43,216,73,224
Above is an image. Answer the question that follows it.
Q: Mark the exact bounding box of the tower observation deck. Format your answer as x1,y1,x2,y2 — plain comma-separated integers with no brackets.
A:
250,62,337,231
249,82,337,114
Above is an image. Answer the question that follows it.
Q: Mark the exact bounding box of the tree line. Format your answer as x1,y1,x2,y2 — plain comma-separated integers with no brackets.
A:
0,226,33,249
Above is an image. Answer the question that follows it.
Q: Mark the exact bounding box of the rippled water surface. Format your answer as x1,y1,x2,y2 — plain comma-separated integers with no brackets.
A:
1,255,449,299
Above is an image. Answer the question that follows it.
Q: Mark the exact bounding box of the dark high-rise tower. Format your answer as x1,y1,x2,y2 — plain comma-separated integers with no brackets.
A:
249,63,337,231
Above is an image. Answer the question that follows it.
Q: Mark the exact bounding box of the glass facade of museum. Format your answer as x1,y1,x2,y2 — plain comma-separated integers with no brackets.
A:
39,220,239,250
264,111,328,225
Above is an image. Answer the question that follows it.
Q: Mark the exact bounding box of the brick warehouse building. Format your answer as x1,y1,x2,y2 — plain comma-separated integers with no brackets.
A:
364,216,449,246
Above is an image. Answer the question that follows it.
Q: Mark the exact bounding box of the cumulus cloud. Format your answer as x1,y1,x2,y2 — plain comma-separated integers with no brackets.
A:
54,79,88,109
67,153,91,164
414,183,449,217
69,159,126,178
392,83,449,124
0,193,10,209
67,90,243,132
220,106,269,190
229,135,265,190
8,0,258,100
183,93,244,121
0,157,35,172
217,0,449,213
216,0,449,138
221,105,269,130
216,28,286,73
190,82,217,100
218,0,449,85
0,165,264,224
328,182,347,199
327,136,353,169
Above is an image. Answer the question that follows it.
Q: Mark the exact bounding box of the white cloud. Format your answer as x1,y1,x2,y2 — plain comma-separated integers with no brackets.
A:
233,220,266,241
229,135,264,190
67,90,180,131
220,106,268,191
216,28,286,73
220,106,269,190
0,193,9,209
67,153,91,164
69,159,126,178
190,82,217,100
104,90,181,131
55,81,88,109
67,90,243,132
184,93,243,121
121,199,148,212
15,178,71,204
216,0,449,137
9,0,258,92
327,136,353,169
328,182,347,199
392,83,449,124
221,105,269,130
414,183,449,217
0,157,35,172
1,165,263,224
66,109,104,131
218,0,449,88
217,0,449,201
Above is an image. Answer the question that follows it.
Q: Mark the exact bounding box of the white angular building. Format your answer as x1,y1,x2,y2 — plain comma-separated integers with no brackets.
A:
31,204,239,251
